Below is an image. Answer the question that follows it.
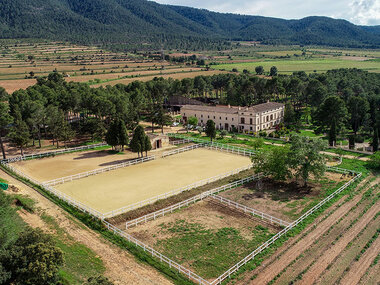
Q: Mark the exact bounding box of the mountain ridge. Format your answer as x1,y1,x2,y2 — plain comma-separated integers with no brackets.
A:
0,0,379,49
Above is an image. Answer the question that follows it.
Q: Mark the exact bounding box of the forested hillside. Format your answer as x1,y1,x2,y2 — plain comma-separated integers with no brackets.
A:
0,0,379,50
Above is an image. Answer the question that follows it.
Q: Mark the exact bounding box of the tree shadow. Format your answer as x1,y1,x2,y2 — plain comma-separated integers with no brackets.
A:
241,178,316,202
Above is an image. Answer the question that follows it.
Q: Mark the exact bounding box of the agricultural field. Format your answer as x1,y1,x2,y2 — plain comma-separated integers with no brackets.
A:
126,198,281,280
212,58,380,74
42,148,251,213
235,173,380,285
202,44,380,74
0,41,227,93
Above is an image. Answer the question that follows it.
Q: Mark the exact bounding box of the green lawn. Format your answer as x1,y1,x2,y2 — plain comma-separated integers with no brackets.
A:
212,58,380,74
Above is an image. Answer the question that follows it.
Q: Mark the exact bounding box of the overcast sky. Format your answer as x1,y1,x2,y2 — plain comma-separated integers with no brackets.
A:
154,0,380,26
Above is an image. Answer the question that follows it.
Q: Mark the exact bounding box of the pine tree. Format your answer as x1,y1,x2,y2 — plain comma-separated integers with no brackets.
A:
8,111,30,156
130,125,146,157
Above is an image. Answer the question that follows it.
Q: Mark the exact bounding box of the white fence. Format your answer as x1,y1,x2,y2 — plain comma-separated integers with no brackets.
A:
168,133,256,156
125,173,263,229
204,143,254,157
169,139,193,145
162,144,203,158
43,155,156,186
210,170,362,285
1,142,107,164
103,164,253,219
210,195,291,227
1,162,105,219
103,220,210,285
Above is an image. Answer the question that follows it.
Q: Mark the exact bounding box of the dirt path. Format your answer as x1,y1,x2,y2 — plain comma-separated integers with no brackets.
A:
298,197,380,284
1,168,172,285
235,176,374,285
339,236,380,285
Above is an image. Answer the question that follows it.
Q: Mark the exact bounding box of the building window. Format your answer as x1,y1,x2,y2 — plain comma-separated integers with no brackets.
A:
241,118,245,124
201,120,203,123
250,127,253,131
220,117,221,120
201,114,203,118
226,117,227,120
214,116,215,119
250,118,253,125
208,115,209,118
270,114,273,120
232,118,234,121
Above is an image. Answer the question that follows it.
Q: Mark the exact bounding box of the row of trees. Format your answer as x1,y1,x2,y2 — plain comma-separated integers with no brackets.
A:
1,68,379,157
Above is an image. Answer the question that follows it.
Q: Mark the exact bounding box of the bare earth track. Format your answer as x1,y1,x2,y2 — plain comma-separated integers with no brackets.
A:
235,176,379,285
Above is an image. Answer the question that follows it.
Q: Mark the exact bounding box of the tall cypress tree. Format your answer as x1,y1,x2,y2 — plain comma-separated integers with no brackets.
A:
329,118,337,147
373,128,379,152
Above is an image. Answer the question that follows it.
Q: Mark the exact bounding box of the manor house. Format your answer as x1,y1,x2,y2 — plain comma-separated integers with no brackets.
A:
181,102,285,132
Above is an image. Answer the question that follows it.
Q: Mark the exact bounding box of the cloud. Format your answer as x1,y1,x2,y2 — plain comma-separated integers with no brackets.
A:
154,0,380,25
348,0,380,25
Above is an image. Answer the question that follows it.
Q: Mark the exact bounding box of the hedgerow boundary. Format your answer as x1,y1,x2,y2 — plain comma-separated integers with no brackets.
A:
0,156,364,285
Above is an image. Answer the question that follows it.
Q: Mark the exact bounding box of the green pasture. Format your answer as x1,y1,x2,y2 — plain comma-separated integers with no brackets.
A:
212,58,380,74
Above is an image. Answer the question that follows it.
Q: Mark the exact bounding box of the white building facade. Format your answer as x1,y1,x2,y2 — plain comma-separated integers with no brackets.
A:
181,102,285,132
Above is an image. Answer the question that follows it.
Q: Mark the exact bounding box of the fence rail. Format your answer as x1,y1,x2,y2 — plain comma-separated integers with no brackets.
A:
125,173,263,229
168,133,256,156
210,171,362,285
162,144,203,158
1,143,107,164
104,220,210,285
210,195,291,227
104,164,253,219
43,155,156,186
169,139,193,145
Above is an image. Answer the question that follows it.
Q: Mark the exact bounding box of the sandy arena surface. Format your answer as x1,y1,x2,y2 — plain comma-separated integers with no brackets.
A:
12,147,173,182
54,148,251,213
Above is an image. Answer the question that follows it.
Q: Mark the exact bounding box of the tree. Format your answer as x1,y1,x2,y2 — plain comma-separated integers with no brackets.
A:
105,120,119,150
288,135,327,187
284,102,296,127
372,128,379,152
252,138,264,150
314,96,348,136
368,151,380,169
328,118,337,146
0,87,8,102
155,107,172,133
255,66,264,75
27,102,44,148
143,135,152,156
270,66,278,76
0,228,64,285
8,111,29,156
105,119,129,151
347,96,369,135
187,116,198,130
205,120,216,142
0,102,12,159
251,147,291,181
130,125,148,157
